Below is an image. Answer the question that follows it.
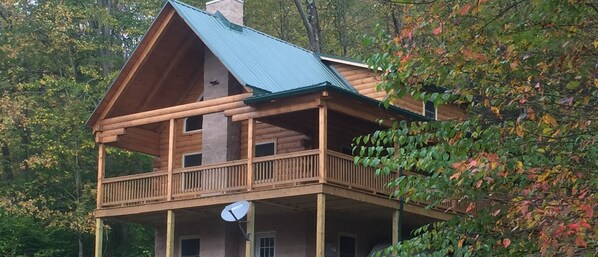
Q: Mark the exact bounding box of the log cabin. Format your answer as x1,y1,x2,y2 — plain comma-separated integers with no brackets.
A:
87,1,472,257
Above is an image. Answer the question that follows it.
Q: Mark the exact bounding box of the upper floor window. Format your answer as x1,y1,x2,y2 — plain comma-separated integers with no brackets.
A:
255,232,276,257
183,153,202,167
180,237,200,257
184,115,203,133
255,142,276,157
424,100,437,120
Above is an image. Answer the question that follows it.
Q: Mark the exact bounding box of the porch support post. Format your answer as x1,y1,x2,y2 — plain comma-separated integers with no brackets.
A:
94,218,103,257
245,201,255,257
247,118,255,191
167,119,175,200
318,106,328,183
96,143,105,208
392,209,400,245
316,193,326,257
166,210,175,257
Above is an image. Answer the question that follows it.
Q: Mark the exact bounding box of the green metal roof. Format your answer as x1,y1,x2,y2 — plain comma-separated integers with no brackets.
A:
168,0,356,95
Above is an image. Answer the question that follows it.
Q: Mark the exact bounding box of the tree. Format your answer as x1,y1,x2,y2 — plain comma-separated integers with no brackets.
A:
355,0,597,256
293,0,323,52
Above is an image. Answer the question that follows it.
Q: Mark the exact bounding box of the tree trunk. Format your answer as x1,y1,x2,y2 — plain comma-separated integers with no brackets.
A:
292,0,322,52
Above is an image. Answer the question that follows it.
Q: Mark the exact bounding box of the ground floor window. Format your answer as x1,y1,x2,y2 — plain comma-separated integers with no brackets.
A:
339,234,356,257
180,237,200,257
255,232,276,257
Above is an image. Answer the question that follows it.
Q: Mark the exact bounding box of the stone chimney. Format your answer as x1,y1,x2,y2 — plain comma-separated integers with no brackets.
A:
206,0,244,25
201,0,244,165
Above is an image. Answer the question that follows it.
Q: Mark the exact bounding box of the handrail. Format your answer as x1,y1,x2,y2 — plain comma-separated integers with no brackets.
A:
103,170,168,183
173,159,248,174
253,149,319,162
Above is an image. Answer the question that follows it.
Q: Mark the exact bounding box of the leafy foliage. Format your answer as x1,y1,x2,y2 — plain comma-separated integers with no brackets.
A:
356,0,597,256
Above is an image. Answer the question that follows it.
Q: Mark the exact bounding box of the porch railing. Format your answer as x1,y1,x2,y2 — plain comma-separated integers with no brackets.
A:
100,149,481,213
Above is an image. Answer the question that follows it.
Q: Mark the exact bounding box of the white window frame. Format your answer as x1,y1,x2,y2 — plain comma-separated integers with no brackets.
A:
182,152,203,168
422,100,438,120
183,116,203,134
179,235,200,257
337,232,357,257
255,231,276,257
255,140,277,157
183,96,204,134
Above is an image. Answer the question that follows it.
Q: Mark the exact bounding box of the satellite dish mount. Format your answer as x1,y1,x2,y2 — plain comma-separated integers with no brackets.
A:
221,200,251,241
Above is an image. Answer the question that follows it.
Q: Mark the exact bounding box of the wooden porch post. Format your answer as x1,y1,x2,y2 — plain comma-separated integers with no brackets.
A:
94,218,103,257
166,210,175,257
247,118,255,191
245,201,255,257
316,193,326,257
318,106,328,183
167,119,175,200
96,143,105,208
392,209,400,245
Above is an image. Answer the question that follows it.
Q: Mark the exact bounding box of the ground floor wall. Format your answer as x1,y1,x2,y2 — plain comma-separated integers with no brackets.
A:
153,210,393,257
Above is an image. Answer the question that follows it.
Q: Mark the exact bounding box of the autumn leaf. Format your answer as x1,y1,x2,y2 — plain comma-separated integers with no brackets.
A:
502,238,511,248
459,4,472,15
432,25,443,36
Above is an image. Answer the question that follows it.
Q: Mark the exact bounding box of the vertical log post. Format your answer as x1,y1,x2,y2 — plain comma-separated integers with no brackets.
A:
316,193,326,257
166,210,175,257
245,201,255,257
167,119,175,200
96,144,105,208
94,218,103,257
247,118,255,191
318,106,328,183
392,209,400,246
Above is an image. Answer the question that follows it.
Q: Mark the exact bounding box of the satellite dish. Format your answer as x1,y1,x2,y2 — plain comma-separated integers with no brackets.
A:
221,200,250,222
220,200,251,241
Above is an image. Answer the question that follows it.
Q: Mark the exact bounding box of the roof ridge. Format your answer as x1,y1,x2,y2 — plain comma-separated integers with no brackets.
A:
168,0,313,54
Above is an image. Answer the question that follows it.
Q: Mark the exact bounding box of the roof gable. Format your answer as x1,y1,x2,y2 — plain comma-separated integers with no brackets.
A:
169,0,354,94
88,0,356,129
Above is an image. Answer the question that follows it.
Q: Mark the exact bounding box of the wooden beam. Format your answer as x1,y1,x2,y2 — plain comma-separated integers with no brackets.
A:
166,210,175,257
96,144,105,208
94,218,103,257
245,201,255,257
95,128,126,142
231,99,319,122
97,8,176,125
138,34,196,111
97,135,119,144
318,106,328,183
247,118,255,191
325,100,395,128
316,193,326,257
167,119,175,201
99,93,250,131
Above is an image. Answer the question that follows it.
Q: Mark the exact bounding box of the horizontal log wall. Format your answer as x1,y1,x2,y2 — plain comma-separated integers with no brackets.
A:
333,64,467,120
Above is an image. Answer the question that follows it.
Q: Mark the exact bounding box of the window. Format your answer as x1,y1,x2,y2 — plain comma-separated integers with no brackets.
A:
180,237,200,257
255,142,275,157
255,232,275,257
423,100,437,120
184,115,203,133
339,235,356,257
254,142,276,182
182,153,202,191
183,153,202,167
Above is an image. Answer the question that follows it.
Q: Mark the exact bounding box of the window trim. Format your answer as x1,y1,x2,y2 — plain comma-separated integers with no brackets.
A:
182,152,203,168
179,235,200,257
337,232,357,257
183,116,203,134
255,140,277,157
255,231,276,257
422,100,438,120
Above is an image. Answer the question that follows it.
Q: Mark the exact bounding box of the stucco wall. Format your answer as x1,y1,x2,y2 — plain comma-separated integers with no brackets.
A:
154,209,393,257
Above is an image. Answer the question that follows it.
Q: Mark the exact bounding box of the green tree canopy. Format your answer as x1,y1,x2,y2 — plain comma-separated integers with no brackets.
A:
356,0,597,256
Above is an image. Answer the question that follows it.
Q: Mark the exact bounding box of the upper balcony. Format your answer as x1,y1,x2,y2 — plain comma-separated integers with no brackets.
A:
93,88,485,219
